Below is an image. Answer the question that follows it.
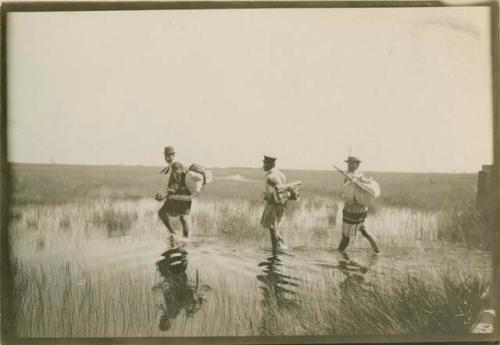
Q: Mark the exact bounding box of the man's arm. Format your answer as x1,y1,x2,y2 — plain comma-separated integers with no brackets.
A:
355,172,371,184
267,174,289,204
156,165,174,201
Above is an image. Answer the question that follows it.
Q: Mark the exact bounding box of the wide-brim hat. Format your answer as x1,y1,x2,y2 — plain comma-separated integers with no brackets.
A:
345,156,361,163
164,146,175,155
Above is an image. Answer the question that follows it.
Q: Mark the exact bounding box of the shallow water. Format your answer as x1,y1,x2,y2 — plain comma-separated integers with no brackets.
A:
25,234,489,337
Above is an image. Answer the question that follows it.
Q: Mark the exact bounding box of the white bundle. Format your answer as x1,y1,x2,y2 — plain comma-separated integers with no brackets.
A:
204,170,214,184
342,178,381,207
185,170,213,194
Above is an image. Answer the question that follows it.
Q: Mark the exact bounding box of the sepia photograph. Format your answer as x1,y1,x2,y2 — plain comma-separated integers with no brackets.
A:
1,1,499,343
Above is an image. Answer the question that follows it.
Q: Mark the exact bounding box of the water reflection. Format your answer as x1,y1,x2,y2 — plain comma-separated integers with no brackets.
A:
154,246,208,332
336,254,379,294
257,254,300,335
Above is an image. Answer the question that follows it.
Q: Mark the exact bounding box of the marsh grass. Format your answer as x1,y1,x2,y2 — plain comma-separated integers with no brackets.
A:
437,199,493,250
12,258,160,337
305,270,489,336
192,199,263,241
59,214,72,230
10,164,488,248
91,201,139,237
25,217,38,230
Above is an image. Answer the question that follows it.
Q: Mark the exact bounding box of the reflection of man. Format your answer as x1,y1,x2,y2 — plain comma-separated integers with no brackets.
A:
260,155,288,254
338,254,378,301
158,272,204,332
155,247,206,332
257,255,298,335
156,146,192,247
257,255,298,307
337,156,379,254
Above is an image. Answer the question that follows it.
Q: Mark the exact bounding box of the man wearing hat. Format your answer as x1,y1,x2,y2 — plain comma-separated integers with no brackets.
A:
261,154,288,254
156,146,192,247
337,156,380,254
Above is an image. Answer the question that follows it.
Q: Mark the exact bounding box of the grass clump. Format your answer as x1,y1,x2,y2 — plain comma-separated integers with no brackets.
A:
25,217,38,230
437,199,493,250
92,204,138,237
59,214,71,230
294,270,488,336
214,201,264,243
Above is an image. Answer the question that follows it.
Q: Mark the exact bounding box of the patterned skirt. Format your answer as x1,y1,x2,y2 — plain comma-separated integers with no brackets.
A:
260,202,286,229
342,210,367,237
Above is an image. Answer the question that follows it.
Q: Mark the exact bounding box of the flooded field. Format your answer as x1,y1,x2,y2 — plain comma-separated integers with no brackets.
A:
9,197,492,337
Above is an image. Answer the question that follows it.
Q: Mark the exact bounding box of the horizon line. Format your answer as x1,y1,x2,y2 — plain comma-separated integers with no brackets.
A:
7,160,486,175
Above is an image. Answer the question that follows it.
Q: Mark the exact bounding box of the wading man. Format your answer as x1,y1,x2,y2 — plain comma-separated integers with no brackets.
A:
156,146,192,247
337,156,380,255
261,155,288,255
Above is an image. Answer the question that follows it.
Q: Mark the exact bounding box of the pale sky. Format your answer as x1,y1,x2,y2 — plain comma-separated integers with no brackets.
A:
7,7,493,172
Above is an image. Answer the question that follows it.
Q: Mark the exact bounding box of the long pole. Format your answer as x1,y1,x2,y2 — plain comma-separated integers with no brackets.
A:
332,164,373,195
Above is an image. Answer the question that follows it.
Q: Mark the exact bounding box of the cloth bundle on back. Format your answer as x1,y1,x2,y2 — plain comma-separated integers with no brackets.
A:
184,163,213,194
341,173,381,209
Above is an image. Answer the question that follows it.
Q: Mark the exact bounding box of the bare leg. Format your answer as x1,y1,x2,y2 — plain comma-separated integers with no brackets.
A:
275,228,288,249
179,216,190,238
269,227,279,256
158,207,178,247
338,221,351,252
158,208,175,235
338,235,350,252
359,224,379,253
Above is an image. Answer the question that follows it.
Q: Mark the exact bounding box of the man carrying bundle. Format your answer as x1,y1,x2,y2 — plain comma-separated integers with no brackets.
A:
156,146,195,247
260,155,302,255
336,156,380,254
